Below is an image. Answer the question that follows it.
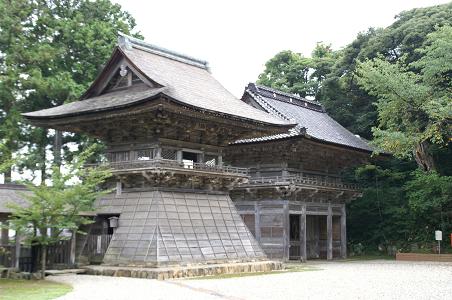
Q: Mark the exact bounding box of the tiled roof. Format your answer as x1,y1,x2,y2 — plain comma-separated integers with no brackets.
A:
23,85,166,118
235,83,373,152
0,184,29,213
23,34,293,128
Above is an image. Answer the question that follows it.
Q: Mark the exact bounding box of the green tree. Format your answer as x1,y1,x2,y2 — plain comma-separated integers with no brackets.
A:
257,50,316,98
347,159,418,254
406,170,452,239
321,3,451,139
356,25,452,171
320,28,381,139
7,145,111,278
0,0,140,183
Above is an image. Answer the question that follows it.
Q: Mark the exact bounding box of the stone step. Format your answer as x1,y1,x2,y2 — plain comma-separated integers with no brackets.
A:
45,269,87,276
84,260,282,280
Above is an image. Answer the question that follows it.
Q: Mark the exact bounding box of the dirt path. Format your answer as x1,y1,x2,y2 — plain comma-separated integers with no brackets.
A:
50,260,452,300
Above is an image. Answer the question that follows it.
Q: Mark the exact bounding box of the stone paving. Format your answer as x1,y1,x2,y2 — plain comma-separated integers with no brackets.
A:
51,260,452,300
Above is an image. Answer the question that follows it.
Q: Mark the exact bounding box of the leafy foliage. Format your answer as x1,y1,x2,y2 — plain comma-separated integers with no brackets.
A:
356,25,451,171
0,0,139,182
257,3,452,253
257,43,336,98
7,144,111,275
406,171,452,228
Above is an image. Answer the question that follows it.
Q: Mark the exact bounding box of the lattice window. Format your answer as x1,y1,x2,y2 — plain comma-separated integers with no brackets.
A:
204,155,217,166
161,148,177,160
136,148,155,160
108,151,130,162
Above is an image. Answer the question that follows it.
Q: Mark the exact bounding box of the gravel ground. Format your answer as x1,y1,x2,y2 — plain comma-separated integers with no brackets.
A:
50,260,452,300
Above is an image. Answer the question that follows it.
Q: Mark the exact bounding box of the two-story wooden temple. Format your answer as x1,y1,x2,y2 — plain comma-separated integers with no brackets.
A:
23,33,295,267
226,83,372,261
22,34,372,267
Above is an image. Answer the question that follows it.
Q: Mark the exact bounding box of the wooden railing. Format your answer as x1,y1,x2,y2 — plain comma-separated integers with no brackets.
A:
246,174,358,190
89,159,249,176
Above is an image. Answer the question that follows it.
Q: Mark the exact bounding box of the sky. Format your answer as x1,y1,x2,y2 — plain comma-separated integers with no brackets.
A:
114,0,449,97
2,0,449,184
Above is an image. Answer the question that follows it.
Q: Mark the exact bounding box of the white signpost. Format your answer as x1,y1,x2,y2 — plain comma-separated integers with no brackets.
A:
435,230,442,254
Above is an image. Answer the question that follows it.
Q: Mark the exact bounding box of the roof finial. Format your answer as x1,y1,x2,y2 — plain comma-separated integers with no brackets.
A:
118,34,132,51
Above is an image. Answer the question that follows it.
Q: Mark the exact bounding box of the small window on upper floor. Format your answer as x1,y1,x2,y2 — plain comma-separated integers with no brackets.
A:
136,149,154,160
182,151,199,169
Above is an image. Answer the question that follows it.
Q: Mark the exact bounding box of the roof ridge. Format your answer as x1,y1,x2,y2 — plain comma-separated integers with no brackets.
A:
246,88,291,122
246,88,304,134
254,84,322,106
118,32,209,70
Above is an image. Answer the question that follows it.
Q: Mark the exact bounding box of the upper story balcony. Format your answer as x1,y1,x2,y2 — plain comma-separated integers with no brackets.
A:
88,145,249,179
98,158,249,177
243,174,358,191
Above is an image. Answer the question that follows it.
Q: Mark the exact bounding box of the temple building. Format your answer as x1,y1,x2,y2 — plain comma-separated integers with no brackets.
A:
226,84,372,261
22,34,294,267
21,34,372,267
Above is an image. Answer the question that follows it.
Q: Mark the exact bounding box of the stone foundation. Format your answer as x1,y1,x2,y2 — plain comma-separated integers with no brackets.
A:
84,260,282,280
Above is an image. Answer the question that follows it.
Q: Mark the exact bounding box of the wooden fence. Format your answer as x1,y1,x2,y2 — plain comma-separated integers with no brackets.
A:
396,253,452,262
0,240,71,272
85,234,113,263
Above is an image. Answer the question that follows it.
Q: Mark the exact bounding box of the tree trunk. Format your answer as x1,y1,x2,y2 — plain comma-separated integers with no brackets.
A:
40,129,48,185
53,130,62,169
414,140,437,172
4,165,12,183
41,245,47,279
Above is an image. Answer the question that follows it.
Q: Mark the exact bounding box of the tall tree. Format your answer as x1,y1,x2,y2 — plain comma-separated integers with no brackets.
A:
0,0,140,183
356,25,452,171
321,3,451,138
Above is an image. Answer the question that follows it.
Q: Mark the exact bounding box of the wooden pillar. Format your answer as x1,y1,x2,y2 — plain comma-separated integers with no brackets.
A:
14,232,20,269
327,204,333,260
198,152,205,163
70,231,76,266
116,180,122,196
218,155,223,167
176,150,183,163
300,204,307,262
283,202,289,261
340,204,347,259
254,202,261,242
155,147,162,159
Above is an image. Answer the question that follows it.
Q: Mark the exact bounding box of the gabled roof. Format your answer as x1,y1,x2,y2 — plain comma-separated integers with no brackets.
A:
236,83,373,152
23,34,293,129
0,184,29,213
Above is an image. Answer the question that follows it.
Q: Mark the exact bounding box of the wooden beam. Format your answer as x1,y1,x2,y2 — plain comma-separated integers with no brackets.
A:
283,202,289,261
300,204,307,262
340,204,347,259
327,204,333,260
255,202,261,242
116,180,122,196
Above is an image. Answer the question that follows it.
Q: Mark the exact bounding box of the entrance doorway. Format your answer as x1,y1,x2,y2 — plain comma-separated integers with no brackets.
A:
306,215,328,259
289,214,301,260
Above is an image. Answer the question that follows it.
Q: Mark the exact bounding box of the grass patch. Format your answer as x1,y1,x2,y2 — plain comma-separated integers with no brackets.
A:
186,264,319,280
0,278,72,300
